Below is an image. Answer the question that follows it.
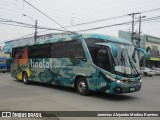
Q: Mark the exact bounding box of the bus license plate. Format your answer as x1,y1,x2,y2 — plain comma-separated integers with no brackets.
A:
130,87,135,92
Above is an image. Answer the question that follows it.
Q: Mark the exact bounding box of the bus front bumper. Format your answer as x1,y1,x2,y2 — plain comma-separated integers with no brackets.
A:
107,81,142,94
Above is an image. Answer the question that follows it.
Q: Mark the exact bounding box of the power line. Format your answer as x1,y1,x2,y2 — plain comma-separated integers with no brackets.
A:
76,21,132,32
64,15,128,28
0,22,33,28
0,3,70,21
1,14,159,33
1,1,160,29
76,14,160,32
144,20,160,24
23,0,70,32
59,7,160,29
141,7,160,13
1,14,160,41
143,16,160,21
32,15,160,33
0,17,72,32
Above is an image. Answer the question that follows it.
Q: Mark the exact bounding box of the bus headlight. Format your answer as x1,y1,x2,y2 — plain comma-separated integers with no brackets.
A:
116,80,122,83
106,75,123,83
106,75,116,81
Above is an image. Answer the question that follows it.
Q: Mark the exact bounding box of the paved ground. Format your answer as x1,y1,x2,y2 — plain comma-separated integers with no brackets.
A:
0,72,160,120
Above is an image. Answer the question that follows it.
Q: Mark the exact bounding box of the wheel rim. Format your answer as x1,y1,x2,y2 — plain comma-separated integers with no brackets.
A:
23,74,27,83
78,81,86,92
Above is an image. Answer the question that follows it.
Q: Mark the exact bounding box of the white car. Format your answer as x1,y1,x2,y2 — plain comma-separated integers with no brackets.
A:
140,67,155,77
151,68,160,75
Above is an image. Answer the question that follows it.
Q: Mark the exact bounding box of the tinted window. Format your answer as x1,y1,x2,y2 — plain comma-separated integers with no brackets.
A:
97,47,111,71
12,47,21,58
28,45,39,58
39,44,51,58
85,38,103,65
51,42,65,58
66,40,86,60
28,44,52,58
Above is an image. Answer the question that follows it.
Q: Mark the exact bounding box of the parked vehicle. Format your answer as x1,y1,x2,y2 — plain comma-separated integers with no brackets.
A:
140,67,155,77
0,56,11,71
0,57,7,73
151,68,160,75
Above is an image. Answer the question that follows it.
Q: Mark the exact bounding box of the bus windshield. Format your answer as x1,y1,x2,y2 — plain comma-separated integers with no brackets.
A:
112,44,140,76
84,38,140,77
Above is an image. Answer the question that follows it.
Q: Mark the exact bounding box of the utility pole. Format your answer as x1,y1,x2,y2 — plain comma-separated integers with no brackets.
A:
138,14,141,37
138,14,146,39
137,14,142,60
34,20,37,42
23,14,37,42
138,14,146,65
128,12,140,44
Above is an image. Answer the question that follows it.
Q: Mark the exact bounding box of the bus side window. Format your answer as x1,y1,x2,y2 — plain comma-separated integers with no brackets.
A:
39,44,52,58
19,51,23,59
12,48,19,58
66,40,86,61
85,38,103,65
12,48,15,58
28,46,39,58
98,49,107,69
98,47,111,71
51,42,65,58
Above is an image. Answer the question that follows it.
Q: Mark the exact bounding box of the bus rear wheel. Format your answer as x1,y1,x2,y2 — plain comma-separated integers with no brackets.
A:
22,72,29,85
76,78,89,96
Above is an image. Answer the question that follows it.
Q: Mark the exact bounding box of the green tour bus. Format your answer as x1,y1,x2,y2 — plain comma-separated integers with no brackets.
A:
11,33,147,95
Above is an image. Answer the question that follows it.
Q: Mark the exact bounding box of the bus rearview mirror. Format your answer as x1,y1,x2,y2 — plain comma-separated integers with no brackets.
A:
132,48,148,63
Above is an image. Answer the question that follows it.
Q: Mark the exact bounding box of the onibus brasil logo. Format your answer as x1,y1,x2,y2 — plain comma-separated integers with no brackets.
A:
1,112,42,118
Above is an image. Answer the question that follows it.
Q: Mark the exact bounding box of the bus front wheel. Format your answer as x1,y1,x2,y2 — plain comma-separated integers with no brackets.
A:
76,78,89,96
22,72,29,85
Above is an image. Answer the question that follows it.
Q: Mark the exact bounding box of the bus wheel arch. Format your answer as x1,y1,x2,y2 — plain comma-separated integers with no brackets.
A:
22,71,29,84
75,76,90,96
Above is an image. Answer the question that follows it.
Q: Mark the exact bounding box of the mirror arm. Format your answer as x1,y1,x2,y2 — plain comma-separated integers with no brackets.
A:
135,48,148,60
132,48,148,63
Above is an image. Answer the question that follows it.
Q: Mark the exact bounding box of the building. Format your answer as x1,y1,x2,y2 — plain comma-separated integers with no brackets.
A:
3,41,12,54
0,43,4,54
119,30,160,68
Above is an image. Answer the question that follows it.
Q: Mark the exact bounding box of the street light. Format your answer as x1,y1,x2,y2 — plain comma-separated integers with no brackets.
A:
23,14,37,42
23,14,34,23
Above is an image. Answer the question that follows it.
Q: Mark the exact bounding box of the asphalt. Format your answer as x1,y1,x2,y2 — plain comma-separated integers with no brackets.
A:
0,72,160,120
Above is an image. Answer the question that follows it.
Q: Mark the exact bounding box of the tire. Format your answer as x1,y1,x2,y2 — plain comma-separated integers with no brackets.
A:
76,78,89,96
2,69,6,73
144,72,148,77
22,72,29,85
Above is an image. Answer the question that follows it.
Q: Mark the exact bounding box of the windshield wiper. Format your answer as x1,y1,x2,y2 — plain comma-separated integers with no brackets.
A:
118,49,127,75
118,49,125,66
126,48,139,75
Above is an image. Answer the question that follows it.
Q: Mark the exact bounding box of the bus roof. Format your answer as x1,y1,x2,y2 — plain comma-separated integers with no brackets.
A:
49,33,132,45
12,33,132,48
81,34,132,45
